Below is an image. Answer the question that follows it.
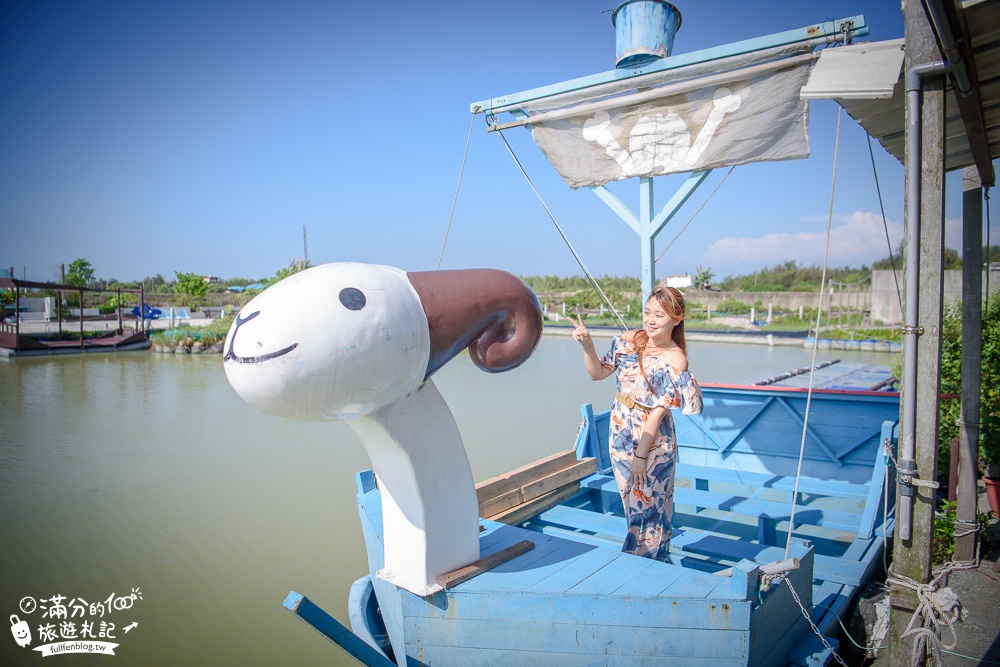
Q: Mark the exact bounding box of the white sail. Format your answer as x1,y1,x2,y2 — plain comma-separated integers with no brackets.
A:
526,50,815,188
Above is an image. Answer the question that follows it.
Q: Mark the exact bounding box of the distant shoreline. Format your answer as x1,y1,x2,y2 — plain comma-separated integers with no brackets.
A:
542,324,808,347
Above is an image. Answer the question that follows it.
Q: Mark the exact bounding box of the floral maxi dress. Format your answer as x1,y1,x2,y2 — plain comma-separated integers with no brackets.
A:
601,335,704,561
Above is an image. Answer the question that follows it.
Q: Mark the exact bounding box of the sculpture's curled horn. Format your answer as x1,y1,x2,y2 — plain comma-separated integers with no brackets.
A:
407,269,543,380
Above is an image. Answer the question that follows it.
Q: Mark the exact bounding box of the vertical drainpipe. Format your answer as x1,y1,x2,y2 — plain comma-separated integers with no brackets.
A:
898,60,950,541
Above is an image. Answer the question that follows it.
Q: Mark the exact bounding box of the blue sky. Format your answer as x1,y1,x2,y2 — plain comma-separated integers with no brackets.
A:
1,0,995,285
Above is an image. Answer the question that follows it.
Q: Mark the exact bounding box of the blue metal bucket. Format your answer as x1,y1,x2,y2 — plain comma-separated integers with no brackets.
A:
612,0,682,69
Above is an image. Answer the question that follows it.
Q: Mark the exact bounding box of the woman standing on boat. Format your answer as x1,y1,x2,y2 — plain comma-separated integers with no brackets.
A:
568,286,702,561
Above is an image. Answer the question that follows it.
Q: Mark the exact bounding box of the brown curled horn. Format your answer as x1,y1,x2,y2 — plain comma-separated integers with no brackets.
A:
407,269,543,380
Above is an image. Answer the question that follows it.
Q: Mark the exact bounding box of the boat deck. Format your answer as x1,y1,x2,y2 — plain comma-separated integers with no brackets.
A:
355,469,817,666
335,384,898,667
0,330,150,357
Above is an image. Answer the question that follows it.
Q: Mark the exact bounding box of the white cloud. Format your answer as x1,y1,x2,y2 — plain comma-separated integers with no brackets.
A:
704,211,903,269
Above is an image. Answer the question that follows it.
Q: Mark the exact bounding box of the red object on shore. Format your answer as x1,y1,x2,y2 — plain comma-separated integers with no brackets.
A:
985,477,1000,519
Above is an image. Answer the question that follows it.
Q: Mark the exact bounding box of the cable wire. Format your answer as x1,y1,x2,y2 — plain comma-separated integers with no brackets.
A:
492,124,628,330
655,166,735,262
867,132,903,315
436,113,477,269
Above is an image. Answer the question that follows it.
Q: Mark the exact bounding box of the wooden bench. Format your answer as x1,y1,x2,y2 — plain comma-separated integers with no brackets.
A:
475,450,596,526
676,463,871,502
581,473,744,513
578,424,892,547
531,504,872,593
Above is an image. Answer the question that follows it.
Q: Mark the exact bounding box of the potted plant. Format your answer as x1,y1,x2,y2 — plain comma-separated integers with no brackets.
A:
983,461,1000,519
979,297,1000,517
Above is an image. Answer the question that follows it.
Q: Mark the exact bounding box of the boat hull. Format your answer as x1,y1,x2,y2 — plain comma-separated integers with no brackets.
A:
353,471,815,667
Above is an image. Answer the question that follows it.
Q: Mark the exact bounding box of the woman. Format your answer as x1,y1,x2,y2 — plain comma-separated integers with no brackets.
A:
568,285,702,561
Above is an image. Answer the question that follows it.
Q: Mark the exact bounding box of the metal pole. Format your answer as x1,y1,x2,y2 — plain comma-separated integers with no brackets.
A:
955,167,983,562
14,283,20,353
890,4,948,660
898,58,948,541
78,289,84,348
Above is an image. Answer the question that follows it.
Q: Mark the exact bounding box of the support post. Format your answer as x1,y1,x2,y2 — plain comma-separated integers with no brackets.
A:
79,288,85,349
890,2,946,661
14,284,20,352
955,167,983,562
640,177,655,302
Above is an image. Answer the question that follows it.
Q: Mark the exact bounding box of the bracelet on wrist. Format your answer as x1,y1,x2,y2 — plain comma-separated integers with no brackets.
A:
633,453,647,459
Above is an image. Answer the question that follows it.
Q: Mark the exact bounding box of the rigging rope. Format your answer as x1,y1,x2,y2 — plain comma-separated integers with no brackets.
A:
491,121,629,330
784,107,842,561
775,108,850,667
867,132,903,315
436,113,477,269
655,166,735,262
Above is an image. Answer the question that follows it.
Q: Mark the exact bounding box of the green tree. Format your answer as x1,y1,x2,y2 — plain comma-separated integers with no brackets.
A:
65,258,95,288
273,259,312,284
174,271,209,307
936,297,1000,480
694,266,715,290
873,243,961,271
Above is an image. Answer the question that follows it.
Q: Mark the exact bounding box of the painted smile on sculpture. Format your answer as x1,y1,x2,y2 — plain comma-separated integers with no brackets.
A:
223,310,299,364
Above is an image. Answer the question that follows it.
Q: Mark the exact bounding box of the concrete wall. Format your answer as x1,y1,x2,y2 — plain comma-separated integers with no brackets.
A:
871,268,1000,325
683,289,869,314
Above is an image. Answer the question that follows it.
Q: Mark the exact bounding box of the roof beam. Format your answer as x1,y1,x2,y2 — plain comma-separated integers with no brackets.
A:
470,15,868,115
935,0,996,185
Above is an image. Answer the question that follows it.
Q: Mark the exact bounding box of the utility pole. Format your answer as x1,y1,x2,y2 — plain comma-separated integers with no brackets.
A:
955,167,983,561
889,2,946,663
303,225,310,265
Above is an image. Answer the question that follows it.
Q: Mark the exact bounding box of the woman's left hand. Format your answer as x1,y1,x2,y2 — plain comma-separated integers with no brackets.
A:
630,454,648,487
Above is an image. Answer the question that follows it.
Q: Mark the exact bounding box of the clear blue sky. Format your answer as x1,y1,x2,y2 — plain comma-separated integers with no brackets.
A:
1,1,994,285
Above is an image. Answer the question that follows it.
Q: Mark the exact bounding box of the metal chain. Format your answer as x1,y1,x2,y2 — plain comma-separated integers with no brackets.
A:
783,576,850,667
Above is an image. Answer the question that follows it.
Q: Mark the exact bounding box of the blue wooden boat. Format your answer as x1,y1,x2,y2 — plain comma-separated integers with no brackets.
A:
256,5,909,664
281,382,899,667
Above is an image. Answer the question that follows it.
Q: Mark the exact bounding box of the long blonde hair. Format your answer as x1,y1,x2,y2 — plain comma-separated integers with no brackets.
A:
633,285,687,390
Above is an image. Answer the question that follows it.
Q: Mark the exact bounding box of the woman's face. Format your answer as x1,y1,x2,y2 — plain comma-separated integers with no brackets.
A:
644,298,674,337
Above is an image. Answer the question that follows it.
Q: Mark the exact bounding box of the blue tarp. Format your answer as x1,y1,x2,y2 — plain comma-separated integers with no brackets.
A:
132,304,163,320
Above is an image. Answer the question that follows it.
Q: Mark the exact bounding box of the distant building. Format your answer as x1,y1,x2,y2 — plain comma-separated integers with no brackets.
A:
204,276,222,284
663,275,693,289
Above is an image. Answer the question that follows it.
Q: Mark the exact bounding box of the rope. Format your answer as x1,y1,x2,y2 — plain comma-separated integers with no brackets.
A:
784,107,842,560
655,166,735,262
436,113,478,269
886,567,967,665
776,108,872,667
491,122,628,330
867,132,903,315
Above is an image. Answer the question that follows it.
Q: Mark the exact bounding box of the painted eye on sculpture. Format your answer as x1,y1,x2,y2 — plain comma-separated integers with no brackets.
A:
339,287,366,311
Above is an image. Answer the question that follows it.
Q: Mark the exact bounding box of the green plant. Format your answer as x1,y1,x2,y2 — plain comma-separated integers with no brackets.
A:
174,271,210,307
936,297,1000,478
715,298,752,315
933,501,994,564
65,258,95,287
273,259,312,284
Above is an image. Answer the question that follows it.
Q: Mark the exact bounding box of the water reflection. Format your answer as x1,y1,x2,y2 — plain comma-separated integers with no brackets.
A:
0,337,892,665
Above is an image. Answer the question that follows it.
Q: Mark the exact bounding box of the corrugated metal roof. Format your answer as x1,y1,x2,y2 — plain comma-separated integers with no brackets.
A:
837,0,1000,182
801,39,905,100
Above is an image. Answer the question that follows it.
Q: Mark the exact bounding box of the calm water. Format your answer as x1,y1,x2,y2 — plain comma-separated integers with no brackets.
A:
0,336,892,666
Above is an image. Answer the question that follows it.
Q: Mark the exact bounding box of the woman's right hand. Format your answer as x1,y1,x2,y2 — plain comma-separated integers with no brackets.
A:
567,314,591,347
